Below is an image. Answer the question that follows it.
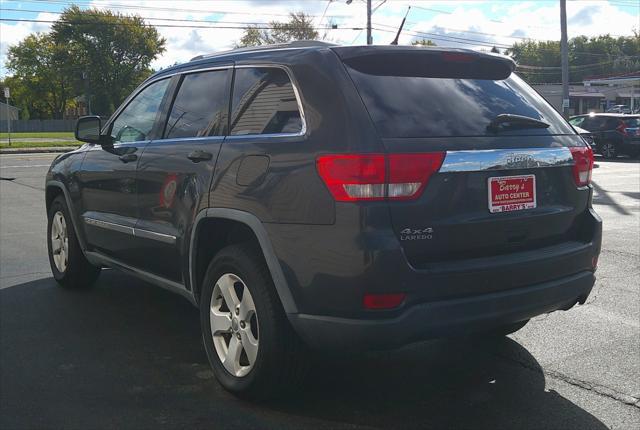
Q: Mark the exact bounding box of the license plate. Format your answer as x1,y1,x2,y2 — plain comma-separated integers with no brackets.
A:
488,174,536,213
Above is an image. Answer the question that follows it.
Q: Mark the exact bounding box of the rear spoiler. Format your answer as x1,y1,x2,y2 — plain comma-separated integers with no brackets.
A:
332,46,516,80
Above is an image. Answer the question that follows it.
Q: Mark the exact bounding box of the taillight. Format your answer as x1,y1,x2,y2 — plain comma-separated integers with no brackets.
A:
569,146,594,187
316,153,445,202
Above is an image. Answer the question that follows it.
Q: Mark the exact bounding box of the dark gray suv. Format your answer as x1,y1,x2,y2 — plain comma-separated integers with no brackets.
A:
46,42,602,398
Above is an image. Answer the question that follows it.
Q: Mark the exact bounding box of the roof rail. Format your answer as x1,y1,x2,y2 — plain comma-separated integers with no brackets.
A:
190,40,336,62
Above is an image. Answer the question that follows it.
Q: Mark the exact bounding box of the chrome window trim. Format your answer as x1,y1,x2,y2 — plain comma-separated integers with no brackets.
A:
104,64,306,141
230,64,307,139
439,147,575,173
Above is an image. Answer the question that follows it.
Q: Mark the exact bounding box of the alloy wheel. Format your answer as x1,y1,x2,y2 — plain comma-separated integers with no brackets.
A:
210,273,259,377
50,211,69,273
601,143,617,158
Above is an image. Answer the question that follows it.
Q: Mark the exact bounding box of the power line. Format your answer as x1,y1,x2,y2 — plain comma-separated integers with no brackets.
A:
21,0,342,18
0,7,322,26
518,57,640,70
0,17,363,31
373,24,512,48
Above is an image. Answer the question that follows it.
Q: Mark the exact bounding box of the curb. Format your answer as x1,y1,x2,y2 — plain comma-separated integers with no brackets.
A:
0,146,80,154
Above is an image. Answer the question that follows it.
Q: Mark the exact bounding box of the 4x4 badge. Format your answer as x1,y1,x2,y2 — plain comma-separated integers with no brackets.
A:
400,227,433,241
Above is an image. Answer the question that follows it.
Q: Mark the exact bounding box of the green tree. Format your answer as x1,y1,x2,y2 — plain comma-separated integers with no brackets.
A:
507,34,640,84
6,33,75,119
51,6,166,115
412,39,436,47
237,12,318,47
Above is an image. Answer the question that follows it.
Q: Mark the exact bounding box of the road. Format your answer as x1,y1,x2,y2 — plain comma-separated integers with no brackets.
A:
1,153,638,429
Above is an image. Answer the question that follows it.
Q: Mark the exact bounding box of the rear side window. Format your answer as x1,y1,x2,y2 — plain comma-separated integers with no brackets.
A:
230,67,303,136
581,117,606,130
164,70,229,139
345,66,574,138
569,117,585,127
605,118,622,130
624,118,640,127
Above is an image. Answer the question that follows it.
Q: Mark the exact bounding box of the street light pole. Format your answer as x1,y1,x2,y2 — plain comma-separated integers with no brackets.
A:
3,87,11,146
560,0,570,117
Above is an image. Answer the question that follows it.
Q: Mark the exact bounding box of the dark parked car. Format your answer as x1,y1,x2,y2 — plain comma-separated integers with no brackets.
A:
573,125,595,149
46,42,601,398
569,113,640,158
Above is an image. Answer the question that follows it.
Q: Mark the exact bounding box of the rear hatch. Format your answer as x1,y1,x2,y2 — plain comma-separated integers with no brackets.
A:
334,46,594,268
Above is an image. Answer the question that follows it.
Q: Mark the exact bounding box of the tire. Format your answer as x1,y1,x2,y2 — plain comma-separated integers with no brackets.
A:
47,195,101,288
600,141,618,159
478,320,529,337
200,243,307,399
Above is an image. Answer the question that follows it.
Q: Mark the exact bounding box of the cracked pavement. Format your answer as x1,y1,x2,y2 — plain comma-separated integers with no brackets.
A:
0,153,638,429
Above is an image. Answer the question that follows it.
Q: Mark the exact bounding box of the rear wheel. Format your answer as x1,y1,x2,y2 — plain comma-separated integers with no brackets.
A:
47,195,100,288
200,244,307,399
479,320,529,337
600,141,618,159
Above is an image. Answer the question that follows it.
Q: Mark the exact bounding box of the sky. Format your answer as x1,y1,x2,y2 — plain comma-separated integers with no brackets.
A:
0,0,639,76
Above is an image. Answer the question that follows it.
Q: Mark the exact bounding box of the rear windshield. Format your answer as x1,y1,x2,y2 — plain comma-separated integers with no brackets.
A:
345,67,574,138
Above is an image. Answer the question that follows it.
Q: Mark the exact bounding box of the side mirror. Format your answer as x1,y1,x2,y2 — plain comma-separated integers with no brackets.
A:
75,116,105,145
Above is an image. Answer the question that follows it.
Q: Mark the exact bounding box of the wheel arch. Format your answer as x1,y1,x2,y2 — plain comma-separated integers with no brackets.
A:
189,208,298,314
46,180,88,251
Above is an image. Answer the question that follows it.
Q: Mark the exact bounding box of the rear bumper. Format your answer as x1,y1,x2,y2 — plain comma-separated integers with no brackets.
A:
289,270,595,351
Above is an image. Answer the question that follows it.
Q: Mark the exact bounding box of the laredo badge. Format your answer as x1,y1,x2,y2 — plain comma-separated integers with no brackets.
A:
400,227,434,241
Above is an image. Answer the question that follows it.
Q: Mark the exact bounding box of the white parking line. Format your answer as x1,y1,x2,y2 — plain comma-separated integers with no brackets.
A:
0,165,51,169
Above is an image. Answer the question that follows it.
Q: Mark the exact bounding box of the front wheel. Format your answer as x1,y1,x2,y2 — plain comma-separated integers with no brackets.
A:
47,195,101,288
200,244,307,399
600,141,618,159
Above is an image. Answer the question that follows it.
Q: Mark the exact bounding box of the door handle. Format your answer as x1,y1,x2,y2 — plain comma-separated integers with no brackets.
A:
119,153,138,163
187,150,213,163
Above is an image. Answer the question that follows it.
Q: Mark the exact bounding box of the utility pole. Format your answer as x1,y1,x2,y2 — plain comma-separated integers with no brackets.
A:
560,0,570,117
367,0,372,45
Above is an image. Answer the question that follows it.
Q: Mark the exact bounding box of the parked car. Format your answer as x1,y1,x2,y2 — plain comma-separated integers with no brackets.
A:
570,113,640,158
46,42,601,398
606,105,631,114
573,125,596,149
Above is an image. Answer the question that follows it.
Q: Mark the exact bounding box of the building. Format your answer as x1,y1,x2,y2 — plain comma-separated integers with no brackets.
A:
0,101,19,121
533,71,639,115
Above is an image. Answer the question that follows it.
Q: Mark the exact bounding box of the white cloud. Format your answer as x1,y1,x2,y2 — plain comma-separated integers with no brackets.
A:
1,0,637,76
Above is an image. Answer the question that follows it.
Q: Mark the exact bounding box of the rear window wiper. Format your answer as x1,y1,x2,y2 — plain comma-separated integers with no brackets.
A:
487,114,550,133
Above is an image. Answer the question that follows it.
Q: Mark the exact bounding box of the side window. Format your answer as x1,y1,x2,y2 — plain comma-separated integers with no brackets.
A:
569,117,585,127
230,67,303,136
605,118,621,130
164,70,230,139
110,78,170,143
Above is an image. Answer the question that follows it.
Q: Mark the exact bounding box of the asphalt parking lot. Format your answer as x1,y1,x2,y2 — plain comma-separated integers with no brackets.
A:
1,153,638,429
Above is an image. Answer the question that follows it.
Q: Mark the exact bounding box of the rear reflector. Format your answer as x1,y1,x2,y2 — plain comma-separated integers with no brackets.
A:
316,153,445,202
363,293,406,310
569,146,594,187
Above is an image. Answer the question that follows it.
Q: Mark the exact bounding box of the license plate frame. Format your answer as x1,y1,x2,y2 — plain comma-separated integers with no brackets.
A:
488,174,536,213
